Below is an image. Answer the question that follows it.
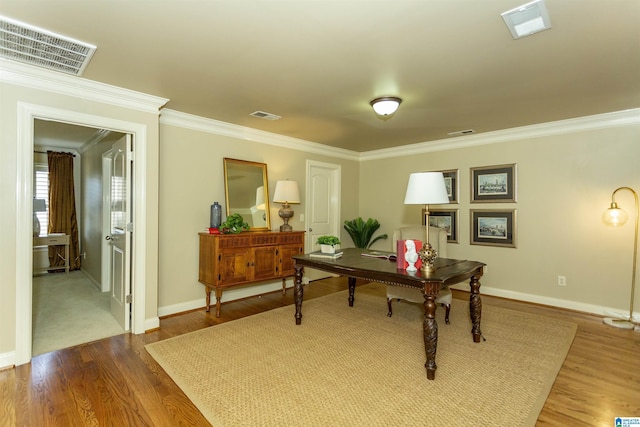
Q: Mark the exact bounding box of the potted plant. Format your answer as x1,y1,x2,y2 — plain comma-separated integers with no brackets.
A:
221,213,250,234
343,217,388,248
316,235,341,253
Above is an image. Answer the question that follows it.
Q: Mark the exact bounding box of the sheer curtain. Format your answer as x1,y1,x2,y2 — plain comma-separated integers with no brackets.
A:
47,151,80,271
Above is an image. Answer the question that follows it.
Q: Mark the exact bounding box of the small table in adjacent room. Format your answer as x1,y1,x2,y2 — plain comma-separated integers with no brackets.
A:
292,248,485,381
33,234,70,274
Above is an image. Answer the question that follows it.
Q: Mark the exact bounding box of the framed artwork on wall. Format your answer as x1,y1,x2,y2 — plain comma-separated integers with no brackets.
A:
423,208,458,243
470,209,517,248
439,169,459,203
470,164,517,203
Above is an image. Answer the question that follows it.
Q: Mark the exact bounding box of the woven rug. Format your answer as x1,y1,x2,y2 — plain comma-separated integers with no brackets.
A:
146,283,576,426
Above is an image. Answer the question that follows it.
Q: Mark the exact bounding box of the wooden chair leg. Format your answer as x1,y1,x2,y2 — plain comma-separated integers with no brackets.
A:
442,303,451,324
387,298,393,317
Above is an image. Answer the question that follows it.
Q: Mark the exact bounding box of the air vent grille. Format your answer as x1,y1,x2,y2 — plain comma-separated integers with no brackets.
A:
250,111,282,121
447,129,476,137
0,15,96,75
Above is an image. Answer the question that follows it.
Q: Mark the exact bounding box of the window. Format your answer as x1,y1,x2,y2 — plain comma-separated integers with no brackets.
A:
34,164,49,236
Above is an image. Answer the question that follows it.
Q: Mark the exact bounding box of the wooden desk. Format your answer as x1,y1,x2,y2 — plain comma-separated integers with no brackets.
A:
293,248,485,380
33,234,70,274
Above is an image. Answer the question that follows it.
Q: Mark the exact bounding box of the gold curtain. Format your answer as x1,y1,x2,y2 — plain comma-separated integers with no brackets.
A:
47,151,80,271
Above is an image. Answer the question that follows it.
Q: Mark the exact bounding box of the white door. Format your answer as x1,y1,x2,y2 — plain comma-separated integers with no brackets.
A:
108,135,132,331
305,160,341,281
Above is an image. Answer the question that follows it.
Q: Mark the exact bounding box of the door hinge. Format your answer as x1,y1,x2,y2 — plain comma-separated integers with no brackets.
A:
126,223,134,232
127,149,134,162
126,294,132,304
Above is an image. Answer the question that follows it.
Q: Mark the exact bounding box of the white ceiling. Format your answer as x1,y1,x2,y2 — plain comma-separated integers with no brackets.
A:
2,0,639,152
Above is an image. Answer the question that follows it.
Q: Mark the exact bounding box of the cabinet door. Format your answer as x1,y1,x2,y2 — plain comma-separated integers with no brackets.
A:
252,246,279,281
279,243,303,277
218,247,250,285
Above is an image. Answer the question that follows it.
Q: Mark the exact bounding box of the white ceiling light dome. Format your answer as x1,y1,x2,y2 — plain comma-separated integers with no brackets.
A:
370,96,402,116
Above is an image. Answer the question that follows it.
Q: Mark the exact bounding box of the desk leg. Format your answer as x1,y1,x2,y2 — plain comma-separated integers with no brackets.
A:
294,265,304,325
469,274,483,343
347,277,356,307
423,294,438,380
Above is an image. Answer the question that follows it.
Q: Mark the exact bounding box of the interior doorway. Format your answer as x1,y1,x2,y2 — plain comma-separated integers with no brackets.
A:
31,119,130,355
16,103,151,366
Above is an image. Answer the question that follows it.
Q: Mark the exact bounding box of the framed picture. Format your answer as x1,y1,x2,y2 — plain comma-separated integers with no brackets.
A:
470,164,517,203
470,209,517,248
439,169,459,203
423,208,458,243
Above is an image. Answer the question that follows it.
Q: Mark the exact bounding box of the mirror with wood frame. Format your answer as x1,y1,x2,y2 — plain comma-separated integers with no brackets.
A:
223,158,270,230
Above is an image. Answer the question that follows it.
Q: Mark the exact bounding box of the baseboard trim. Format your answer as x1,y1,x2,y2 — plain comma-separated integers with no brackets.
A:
158,279,292,318
0,351,16,370
450,283,636,319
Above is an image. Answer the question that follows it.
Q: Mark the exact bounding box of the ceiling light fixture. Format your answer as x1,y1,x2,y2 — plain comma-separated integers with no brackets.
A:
501,0,552,39
370,96,402,117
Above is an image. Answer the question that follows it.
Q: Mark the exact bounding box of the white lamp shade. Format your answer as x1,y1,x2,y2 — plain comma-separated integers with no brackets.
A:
255,186,266,210
273,180,300,204
33,198,46,212
404,172,450,205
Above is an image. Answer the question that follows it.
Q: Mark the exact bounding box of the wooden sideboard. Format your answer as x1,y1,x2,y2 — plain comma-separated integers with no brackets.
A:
198,231,305,317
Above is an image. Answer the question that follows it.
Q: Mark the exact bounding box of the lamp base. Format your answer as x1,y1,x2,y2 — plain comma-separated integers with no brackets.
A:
603,317,636,329
419,243,438,273
278,203,294,232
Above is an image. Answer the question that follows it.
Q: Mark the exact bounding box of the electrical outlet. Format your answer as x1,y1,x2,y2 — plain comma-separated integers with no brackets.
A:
483,266,488,274
557,276,567,286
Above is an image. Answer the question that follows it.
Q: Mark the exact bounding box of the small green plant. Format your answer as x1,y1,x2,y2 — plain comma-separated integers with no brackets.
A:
316,235,341,246
221,213,250,234
343,217,388,249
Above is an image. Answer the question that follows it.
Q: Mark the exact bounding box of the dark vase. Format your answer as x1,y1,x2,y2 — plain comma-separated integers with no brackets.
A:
210,202,222,228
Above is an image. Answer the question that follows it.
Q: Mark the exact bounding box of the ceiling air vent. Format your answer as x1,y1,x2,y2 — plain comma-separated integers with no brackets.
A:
0,15,96,75
249,111,282,121
447,129,476,137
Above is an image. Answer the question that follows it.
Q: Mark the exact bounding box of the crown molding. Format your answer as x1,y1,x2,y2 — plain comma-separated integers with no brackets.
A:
160,109,360,161
360,108,640,161
0,59,168,114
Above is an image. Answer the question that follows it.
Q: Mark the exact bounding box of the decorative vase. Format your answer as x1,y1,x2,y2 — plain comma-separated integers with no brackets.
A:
210,202,222,229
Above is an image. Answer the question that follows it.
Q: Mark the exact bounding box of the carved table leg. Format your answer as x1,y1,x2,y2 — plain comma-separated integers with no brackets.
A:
205,287,212,313
215,288,223,318
469,273,483,343
294,265,304,325
423,293,438,380
348,277,356,307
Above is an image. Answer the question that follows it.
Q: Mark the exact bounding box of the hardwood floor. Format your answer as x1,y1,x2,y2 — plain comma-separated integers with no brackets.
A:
1,277,639,426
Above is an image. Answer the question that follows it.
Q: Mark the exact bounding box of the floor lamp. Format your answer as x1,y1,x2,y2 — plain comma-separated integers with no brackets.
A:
404,172,450,272
602,186,638,329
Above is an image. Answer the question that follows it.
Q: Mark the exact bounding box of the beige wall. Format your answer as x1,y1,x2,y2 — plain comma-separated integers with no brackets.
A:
359,125,640,314
158,122,360,311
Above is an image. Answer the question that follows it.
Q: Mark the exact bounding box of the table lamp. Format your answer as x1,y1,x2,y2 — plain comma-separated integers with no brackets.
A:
33,198,46,237
273,180,300,232
602,186,638,329
404,172,450,272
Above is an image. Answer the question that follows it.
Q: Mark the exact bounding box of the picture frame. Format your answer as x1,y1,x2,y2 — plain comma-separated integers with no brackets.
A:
439,169,459,203
470,209,517,248
470,164,517,203
423,208,458,243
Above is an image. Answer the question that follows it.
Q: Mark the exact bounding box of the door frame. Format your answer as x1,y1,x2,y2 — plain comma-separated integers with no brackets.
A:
15,103,149,365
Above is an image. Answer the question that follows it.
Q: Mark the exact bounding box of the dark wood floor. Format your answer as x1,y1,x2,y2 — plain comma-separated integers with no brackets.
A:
1,277,639,426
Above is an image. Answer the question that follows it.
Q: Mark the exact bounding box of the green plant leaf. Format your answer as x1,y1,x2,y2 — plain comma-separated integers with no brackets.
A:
343,217,388,248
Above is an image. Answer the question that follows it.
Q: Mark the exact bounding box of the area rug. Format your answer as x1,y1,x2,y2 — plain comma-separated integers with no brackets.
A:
146,282,577,426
